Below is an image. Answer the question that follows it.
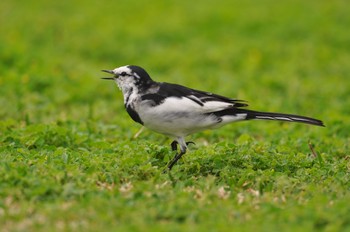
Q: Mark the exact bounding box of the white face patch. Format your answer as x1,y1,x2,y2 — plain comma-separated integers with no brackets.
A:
111,66,137,93
112,66,133,76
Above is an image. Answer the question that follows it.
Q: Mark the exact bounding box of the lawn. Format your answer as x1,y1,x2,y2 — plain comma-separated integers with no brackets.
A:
0,0,349,231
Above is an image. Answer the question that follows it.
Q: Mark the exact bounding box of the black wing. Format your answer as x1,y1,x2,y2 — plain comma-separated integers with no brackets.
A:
141,82,248,108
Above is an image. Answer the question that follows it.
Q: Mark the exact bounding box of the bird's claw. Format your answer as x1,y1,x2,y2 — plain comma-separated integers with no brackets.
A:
170,140,195,151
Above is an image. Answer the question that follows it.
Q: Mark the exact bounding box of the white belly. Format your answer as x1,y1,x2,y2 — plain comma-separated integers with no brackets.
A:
138,107,220,137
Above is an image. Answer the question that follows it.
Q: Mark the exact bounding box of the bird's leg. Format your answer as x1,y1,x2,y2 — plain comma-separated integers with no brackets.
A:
170,140,195,151
166,137,192,171
167,149,186,170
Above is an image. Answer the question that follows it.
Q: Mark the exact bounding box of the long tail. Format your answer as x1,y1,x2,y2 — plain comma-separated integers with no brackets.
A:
241,109,324,127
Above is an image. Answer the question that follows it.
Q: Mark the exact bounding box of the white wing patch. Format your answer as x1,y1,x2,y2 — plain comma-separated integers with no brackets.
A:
154,96,233,113
200,101,234,112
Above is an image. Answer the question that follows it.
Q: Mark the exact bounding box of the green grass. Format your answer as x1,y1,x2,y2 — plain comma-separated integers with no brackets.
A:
1,0,350,231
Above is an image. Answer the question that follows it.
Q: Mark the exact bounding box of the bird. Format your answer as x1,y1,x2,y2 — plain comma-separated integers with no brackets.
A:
102,65,324,170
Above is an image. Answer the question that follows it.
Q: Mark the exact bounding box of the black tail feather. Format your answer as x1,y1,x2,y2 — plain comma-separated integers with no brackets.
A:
242,109,324,127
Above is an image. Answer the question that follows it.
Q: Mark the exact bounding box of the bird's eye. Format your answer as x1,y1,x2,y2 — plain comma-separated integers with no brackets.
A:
120,72,127,76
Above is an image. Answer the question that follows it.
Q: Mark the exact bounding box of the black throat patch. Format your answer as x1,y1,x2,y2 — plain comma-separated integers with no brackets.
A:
125,105,143,125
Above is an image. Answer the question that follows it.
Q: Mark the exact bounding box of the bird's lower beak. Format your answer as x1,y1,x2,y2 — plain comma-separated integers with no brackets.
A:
101,69,117,80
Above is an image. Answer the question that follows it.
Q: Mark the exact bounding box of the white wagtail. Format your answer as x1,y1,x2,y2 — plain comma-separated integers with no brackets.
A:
102,65,324,170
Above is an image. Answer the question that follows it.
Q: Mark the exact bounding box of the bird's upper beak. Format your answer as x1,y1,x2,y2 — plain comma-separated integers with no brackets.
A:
101,69,117,80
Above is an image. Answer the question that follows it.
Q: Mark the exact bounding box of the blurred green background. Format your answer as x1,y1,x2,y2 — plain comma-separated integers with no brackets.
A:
0,0,349,231
1,0,349,124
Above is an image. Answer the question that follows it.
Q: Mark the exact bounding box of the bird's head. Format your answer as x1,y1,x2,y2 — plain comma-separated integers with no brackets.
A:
102,65,153,92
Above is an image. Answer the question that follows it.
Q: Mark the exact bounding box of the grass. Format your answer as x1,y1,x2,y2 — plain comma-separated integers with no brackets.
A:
0,0,349,231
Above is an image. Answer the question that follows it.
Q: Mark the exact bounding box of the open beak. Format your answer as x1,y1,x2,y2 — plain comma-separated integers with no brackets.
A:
101,69,116,80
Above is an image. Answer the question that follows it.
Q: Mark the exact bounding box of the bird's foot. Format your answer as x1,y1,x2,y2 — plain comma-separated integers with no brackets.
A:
170,140,195,151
